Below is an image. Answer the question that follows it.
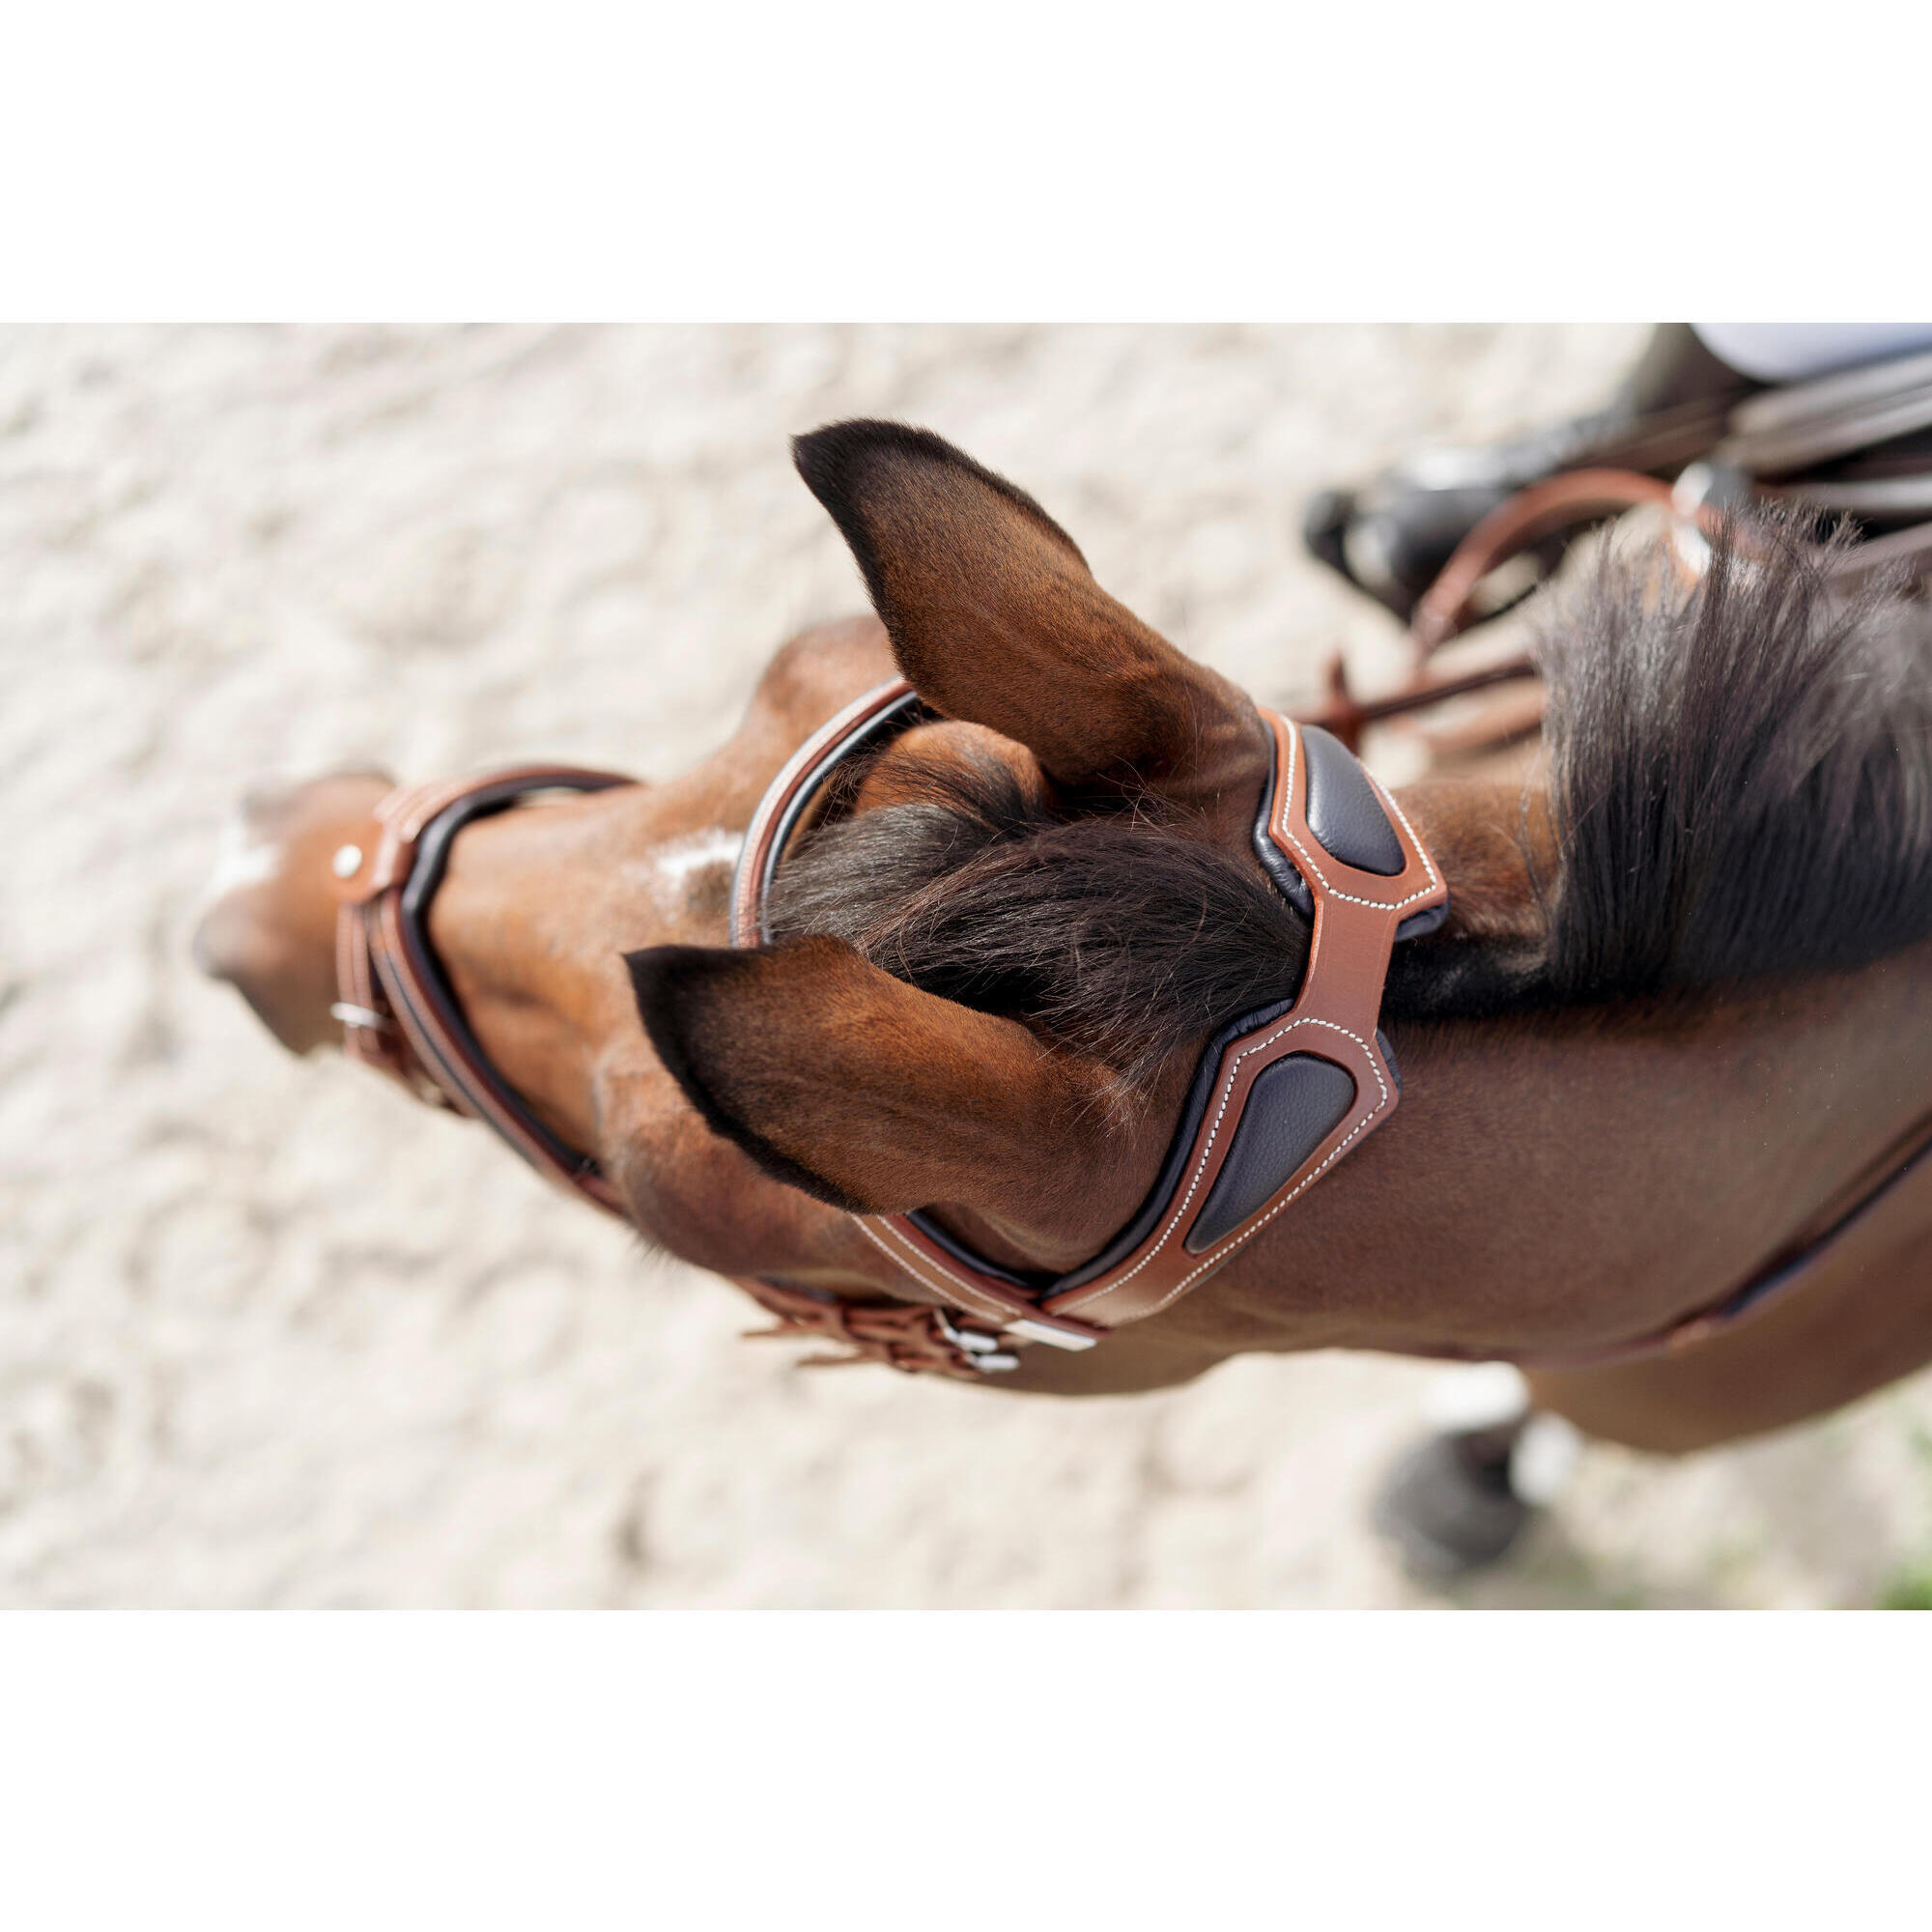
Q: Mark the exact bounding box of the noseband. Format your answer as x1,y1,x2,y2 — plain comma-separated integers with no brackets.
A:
729,681,1448,1363
328,766,638,1215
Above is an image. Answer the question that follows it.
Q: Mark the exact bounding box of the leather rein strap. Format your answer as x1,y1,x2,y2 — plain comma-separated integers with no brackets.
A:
730,680,1449,1363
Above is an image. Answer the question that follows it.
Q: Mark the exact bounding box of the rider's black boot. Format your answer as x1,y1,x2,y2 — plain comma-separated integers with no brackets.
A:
1373,1423,1530,1578
1303,325,1761,622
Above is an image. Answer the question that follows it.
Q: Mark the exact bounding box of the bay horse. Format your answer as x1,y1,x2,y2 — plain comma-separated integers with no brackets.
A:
193,419,1932,1559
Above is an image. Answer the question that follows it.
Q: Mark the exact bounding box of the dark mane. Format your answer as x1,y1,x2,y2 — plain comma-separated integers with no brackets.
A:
768,514,1932,1084
1537,511,1932,998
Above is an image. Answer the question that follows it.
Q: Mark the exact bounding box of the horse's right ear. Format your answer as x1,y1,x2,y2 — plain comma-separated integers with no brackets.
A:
793,420,1266,829
626,934,1126,1226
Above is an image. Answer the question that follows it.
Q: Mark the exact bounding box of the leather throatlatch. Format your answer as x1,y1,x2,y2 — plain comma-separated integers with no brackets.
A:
729,679,1449,1368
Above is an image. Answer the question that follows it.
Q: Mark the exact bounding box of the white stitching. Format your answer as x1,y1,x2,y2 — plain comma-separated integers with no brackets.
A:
855,1216,1019,1324
1378,784,1444,900
1051,1013,1389,1315
856,1216,976,1302
1103,1056,1393,1321
1275,721,1441,912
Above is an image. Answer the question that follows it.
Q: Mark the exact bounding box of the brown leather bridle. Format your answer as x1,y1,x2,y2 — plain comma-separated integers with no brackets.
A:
729,682,1448,1363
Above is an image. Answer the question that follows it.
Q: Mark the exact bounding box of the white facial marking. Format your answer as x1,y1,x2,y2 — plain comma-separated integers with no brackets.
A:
202,810,282,909
655,827,743,886
1509,1413,1582,1507
620,828,744,916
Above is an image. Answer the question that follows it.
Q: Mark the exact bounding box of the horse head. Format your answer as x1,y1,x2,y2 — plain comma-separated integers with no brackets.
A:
196,418,1932,1450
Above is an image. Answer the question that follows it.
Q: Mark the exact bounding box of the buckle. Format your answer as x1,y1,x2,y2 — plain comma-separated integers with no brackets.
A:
329,1001,394,1034
935,1309,1020,1373
1005,1316,1096,1352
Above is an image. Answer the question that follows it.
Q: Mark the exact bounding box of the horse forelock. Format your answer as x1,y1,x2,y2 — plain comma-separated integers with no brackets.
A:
764,753,1314,1092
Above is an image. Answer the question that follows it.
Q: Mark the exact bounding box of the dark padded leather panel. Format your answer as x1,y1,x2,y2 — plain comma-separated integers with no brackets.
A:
1251,760,1314,919
1301,724,1405,876
1183,1054,1357,1253
1253,819,1313,918
1376,1029,1402,1095
1051,996,1296,1291
927,995,1302,1297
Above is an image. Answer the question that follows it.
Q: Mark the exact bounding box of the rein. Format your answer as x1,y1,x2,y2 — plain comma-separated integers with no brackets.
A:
325,469,1932,1379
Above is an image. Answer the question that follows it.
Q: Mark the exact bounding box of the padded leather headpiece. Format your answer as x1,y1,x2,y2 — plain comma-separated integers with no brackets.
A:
730,683,1449,1351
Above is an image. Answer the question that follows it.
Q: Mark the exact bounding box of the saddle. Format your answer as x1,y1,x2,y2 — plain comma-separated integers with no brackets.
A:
1305,337,1932,764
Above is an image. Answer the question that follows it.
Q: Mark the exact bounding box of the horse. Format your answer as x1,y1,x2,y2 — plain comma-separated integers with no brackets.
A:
192,417,1932,1566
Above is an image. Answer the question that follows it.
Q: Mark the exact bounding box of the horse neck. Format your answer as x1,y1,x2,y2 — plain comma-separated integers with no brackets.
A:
1195,943,1932,1360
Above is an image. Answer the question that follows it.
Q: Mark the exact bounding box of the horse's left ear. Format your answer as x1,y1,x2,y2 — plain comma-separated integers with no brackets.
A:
626,934,1124,1222
793,419,1266,828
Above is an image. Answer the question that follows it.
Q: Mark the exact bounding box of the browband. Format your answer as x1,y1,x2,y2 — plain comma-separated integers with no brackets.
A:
729,680,1450,1356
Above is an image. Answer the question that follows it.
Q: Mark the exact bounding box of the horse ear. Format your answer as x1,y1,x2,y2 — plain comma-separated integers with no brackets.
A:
626,935,1121,1220
793,420,1266,826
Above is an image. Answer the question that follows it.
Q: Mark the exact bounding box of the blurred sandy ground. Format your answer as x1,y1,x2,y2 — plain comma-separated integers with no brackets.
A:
4,324,1931,1608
